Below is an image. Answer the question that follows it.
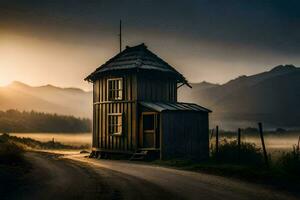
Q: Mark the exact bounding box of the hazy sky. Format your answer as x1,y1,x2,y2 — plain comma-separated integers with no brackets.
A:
1,0,300,90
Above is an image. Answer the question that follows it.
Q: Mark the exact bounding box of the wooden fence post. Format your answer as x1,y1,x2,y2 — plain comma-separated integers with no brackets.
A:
297,136,300,151
297,136,300,159
216,125,219,157
258,122,269,168
237,128,241,161
210,129,214,154
210,129,215,140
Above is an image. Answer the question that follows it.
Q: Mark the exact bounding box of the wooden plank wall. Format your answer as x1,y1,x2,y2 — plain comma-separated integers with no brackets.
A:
93,73,137,152
92,71,182,153
92,83,97,148
137,74,177,102
161,112,209,160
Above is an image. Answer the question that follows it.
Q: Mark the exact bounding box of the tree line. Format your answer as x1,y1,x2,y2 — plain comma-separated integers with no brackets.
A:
0,109,91,133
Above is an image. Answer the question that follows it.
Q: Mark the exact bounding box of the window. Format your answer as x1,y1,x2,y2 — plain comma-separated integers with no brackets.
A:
108,113,123,135
108,78,123,100
143,114,155,130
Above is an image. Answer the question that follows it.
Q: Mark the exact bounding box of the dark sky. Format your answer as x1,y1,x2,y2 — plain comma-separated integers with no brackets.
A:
1,0,300,89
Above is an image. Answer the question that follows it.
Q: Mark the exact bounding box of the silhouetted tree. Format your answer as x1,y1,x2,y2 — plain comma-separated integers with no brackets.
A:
0,110,91,133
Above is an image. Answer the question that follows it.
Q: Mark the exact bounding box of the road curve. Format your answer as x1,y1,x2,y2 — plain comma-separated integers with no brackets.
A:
67,153,297,200
17,152,297,200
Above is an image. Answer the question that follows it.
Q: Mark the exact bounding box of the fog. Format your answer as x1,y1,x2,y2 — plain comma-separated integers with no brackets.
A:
11,133,91,146
11,132,300,158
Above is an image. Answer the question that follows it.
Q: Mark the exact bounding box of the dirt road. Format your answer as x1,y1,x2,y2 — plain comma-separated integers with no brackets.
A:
11,152,297,200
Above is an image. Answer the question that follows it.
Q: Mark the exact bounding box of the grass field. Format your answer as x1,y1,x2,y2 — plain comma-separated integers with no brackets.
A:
155,137,300,194
211,131,300,158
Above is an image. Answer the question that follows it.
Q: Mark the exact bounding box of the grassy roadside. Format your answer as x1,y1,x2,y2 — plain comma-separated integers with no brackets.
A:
0,133,88,199
153,159,298,184
0,134,32,199
152,141,300,196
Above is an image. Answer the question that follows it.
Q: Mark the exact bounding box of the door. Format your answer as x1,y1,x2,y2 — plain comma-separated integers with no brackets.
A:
140,112,158,148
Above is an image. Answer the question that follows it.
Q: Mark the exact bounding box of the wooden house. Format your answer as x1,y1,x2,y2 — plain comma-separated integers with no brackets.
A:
85,43,211,160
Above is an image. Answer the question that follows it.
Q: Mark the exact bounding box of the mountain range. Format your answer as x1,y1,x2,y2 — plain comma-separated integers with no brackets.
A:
179,64,300,129
0,64,299,130
0,81,92,118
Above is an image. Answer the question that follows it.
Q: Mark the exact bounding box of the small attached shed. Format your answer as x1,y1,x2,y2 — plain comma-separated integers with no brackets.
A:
140,102,211,160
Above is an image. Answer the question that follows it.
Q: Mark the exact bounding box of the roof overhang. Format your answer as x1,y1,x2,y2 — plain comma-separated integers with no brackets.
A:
140,101,212,113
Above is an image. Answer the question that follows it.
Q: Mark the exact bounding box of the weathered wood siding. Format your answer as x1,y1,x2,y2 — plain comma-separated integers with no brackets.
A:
137,72,177,102
160,111,209,160
93,73,138,152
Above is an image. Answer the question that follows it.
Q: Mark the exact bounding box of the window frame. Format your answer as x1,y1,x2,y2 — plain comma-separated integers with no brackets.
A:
108,113,123,136
107,78,123,101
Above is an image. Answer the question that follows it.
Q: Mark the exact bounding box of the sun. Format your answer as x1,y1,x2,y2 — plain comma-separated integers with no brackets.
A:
0,64,18,86
0,78,12,87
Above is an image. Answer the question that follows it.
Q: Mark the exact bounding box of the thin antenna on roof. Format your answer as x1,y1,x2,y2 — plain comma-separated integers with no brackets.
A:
119,20,122,53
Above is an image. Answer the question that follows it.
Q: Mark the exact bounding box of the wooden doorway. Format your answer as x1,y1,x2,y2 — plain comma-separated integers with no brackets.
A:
139,112,159,149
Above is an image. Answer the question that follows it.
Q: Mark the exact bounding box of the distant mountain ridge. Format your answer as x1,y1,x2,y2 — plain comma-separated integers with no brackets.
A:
0,81,92,118
1,65,299,129
179,65,300,129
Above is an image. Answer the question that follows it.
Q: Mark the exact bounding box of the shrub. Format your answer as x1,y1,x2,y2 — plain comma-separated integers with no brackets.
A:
277,145,300,176
211,139,264,166
0,135,25,165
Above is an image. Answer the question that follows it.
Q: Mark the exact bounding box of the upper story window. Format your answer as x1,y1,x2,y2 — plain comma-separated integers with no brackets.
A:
107,78,123,101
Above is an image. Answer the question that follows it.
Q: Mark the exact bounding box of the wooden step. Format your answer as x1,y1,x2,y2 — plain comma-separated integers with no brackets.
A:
130,150,148,161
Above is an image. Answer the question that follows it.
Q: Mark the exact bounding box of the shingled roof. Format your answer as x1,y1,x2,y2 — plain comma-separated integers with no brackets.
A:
85,43,188,85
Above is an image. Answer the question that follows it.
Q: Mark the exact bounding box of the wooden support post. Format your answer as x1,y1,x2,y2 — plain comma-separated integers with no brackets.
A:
258,122,269,168
215,125,219,157
237,128,241,161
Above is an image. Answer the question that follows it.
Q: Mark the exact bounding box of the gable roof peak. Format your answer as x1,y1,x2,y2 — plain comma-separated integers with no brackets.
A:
124,43,147,53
